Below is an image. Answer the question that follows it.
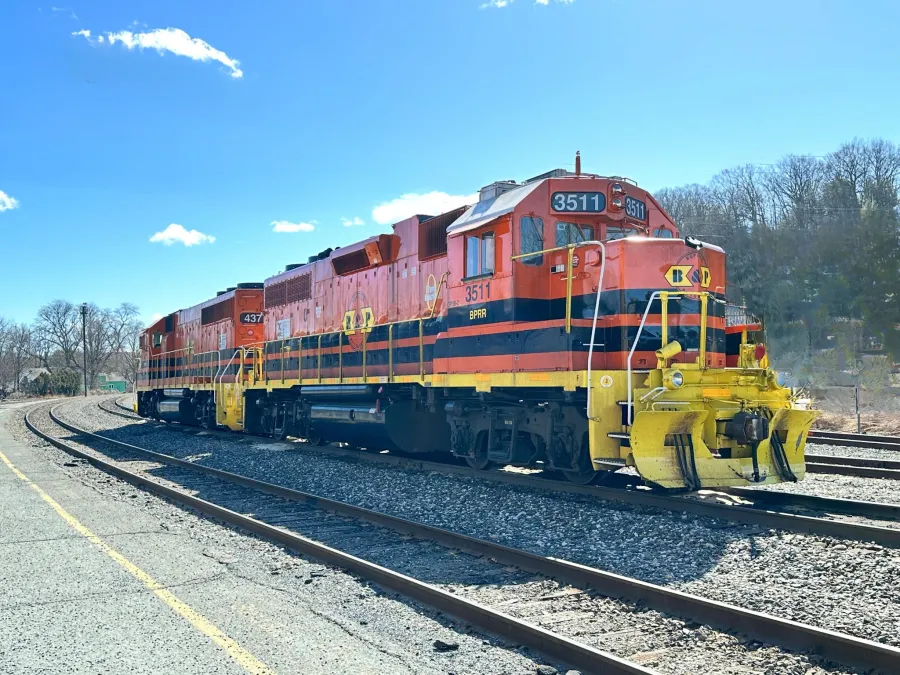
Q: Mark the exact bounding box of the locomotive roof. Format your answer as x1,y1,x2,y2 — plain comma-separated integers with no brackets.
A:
447,180,543,235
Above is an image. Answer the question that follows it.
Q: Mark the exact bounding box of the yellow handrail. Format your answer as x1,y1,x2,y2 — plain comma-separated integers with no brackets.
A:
565,246,574,334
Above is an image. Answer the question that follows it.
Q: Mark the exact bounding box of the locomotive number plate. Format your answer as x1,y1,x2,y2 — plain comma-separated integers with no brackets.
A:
551,192,606,213
240,312,264,324
625,195,647,221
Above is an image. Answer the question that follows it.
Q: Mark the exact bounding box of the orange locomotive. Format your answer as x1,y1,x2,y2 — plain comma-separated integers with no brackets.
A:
137,161,816,489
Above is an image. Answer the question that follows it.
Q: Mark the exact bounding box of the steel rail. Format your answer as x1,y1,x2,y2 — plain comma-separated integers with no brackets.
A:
808,454,900,471
807,461,900,481
28,404,651,675
96,399,900,546
809,430,900,451
722,486,900,521
33,403,900,674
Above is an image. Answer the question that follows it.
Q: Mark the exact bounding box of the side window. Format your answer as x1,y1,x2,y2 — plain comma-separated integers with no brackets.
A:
607,225,638,240
465,231,496,279
555,222,595,246
520,216,544,266
465,235,480,278
152,332,162,348
482,232,495,273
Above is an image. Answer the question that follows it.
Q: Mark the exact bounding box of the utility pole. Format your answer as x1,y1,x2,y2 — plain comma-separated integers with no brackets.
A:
81,303,88,397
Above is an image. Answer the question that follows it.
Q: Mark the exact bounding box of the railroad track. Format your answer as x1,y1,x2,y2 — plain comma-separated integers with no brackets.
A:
101,397,900,544
809,430,900,451
26,401,900,674
806,454,900,481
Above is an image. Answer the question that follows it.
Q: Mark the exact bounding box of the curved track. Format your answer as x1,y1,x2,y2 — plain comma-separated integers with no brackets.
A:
102,397,900,546
25,400,900,674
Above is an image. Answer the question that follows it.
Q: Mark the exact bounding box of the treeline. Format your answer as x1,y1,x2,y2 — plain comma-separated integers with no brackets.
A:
655,138,900,367
0,301,143,396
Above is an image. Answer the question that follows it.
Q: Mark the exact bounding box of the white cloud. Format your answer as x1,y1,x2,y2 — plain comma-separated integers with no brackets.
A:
272,220,315,233
341,216,365,227
372,191,476,226
52,6,77,18
481,0,513,7
149,223,216,246
0,190,19,212
73,26,243,78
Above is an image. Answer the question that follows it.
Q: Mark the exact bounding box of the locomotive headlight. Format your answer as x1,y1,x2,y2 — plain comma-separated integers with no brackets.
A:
668,371,684,389
611,197,624,209
612,182,624,194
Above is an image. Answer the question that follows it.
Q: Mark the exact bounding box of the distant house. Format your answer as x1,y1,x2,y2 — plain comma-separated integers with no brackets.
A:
97,373,128,393
11,367,50,391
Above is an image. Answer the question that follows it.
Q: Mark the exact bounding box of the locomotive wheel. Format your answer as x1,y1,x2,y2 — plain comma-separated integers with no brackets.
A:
465,454,493,470
561,467,601,485
306,429,326,446
561,435,600,484
465,434,492,470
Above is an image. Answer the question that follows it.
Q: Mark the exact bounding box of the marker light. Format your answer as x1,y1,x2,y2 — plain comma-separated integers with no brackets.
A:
670,371,684,388
755,343,767,361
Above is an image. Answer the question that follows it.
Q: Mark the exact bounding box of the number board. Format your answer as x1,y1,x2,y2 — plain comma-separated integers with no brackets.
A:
240,312,264,324
625,195,647,221
551,192,606,213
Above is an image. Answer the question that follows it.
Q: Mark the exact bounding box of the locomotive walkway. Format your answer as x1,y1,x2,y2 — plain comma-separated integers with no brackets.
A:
0,401,543,675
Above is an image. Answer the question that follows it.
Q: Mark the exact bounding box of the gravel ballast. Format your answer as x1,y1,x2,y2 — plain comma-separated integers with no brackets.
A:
29,396,900,659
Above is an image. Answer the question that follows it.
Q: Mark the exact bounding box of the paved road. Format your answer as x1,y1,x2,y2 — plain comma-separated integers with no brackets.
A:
0,400,541,674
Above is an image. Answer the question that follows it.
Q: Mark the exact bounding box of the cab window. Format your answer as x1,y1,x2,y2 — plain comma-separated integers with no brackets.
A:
465,231,495,279
653,227,674,238
555,222,595,247
520,216,544,266
152,332,162,349
606,225,638,240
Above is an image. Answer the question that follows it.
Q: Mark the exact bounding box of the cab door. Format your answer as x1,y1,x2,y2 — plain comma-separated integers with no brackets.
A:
512,214,567,371
445,221,513,374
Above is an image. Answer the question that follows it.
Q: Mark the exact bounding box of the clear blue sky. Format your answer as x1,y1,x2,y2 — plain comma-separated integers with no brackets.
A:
2,0,898,324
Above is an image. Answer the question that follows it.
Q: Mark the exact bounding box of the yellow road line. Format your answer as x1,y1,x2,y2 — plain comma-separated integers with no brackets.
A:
0,449,275,675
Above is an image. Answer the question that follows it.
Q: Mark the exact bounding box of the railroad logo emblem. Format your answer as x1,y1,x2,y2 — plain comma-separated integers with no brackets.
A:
690,266,711,288
599,374,613,388
343,291,374,350
425,274,438,312
664,265,693,287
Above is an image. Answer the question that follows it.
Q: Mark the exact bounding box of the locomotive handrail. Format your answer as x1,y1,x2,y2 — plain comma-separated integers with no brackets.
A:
512,239,608,421
625,290,715,425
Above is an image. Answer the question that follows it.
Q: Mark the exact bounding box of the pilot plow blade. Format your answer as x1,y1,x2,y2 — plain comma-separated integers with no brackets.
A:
628,408,818,490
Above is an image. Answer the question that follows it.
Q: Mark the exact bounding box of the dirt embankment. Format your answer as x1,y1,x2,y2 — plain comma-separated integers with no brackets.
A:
810,385,900,434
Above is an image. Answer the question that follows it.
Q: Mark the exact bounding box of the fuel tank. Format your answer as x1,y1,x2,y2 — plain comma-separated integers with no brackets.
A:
156,395,192,422
307,398,450,453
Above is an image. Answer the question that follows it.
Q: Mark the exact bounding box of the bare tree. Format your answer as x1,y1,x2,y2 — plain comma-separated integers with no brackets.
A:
0,317,11,390
81,303,142,389
32,300,81,373
8,324,32,392
765,155,826,229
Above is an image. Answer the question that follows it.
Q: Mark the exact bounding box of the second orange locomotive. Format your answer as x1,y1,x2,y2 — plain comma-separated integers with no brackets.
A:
137,164,816,489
